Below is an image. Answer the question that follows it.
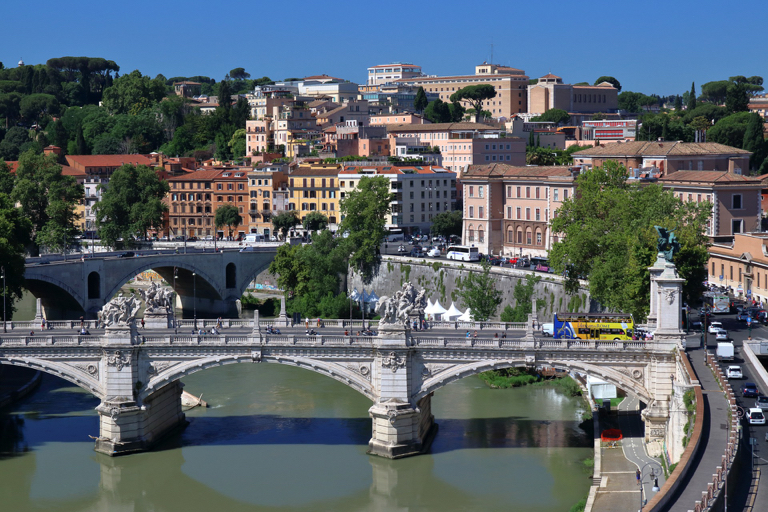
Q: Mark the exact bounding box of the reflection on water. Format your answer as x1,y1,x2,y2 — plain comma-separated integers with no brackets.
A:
0,362,592,512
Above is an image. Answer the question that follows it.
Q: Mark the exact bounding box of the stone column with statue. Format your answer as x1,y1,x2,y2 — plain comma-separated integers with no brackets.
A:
368,282,437,458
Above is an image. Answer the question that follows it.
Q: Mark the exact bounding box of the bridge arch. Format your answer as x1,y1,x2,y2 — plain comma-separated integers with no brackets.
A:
226,263,236,289
88,272,101,299
102,261,222,305
140,355,375,402
0,358,104,399
414,358,651,404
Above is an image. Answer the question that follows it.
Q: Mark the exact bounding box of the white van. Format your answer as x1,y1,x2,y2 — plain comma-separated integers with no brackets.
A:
244,233,265,243
541,323,554,337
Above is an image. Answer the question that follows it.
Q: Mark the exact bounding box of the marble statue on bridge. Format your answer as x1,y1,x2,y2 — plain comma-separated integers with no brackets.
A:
375,282,427,330
139,282,174,313
97,293,141,328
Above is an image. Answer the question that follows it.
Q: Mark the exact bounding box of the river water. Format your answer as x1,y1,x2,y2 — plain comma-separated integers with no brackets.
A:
1,292,593,511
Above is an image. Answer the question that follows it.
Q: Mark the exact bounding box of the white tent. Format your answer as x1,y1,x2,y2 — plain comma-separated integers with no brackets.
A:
431,300,447,320
424,299,435,316
458,308,473,322
445,302,464,320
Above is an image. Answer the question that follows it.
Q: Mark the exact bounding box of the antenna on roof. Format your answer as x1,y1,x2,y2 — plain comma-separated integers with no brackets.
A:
489,38,494,64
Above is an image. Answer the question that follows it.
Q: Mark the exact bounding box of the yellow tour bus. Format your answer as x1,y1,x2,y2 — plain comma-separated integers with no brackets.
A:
553,312,635,341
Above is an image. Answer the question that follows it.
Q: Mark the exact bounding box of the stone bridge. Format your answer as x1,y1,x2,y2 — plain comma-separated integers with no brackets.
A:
0,316,683,459
23,249,277,319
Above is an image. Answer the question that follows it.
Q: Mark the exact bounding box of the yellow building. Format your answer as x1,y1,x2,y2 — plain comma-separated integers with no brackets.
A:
289,164,342,231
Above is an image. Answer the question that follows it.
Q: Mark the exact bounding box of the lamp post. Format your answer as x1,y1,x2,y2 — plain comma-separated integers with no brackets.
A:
173,266,178,333
2,266,6,333
638,463,661,511
192,271,197,331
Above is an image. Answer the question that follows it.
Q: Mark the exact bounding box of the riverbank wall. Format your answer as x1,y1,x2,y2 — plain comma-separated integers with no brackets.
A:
348,256,598,321
0,367,42,409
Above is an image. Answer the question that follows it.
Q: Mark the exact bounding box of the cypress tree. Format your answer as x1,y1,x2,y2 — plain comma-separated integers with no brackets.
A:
414,87,428,113
536,134,541,147
743,113,767,171
528,131,534,147
673,95,682,111
75,124,87,155
687,82,697,110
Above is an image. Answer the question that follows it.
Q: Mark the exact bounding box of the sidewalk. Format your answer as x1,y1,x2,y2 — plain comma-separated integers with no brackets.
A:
664,347,730,512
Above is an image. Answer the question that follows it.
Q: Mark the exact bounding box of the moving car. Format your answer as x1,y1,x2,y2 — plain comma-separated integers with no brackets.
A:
426,247,441,258
708,321,723,334
755,396,768,410
726,366,743,379
117,252,135,258
747,408,766,425
742,382,760,398
715,329,729,341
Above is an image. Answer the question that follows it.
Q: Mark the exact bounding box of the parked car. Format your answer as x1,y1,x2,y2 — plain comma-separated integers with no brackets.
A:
715,329,729,341
747,408,766,425
755,396,768,410
742,382,760,398
726,366,743,379
426,247,441,258
708,322,723,334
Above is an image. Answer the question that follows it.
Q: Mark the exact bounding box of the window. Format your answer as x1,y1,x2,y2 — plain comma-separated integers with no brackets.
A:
478,186,484,198
468,228,475,242
526,229,532,245
535,187,540,199
732,194,742,209
478,227,484,243
507,206,512,218
507,186,512,198
732,219,743,234
517,229,523,244
553,189,559,201
468,186,474,198
535,208,540,221
526,208,531,220
516,207,521,219
478,206,484,218
730,266,733,280
526,187,530,198
536,231,542,245
563,190,569,200
469,206,474,218
516,186,521,198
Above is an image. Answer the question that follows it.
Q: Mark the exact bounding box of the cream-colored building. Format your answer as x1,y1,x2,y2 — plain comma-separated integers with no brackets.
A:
527,74,619,115
396,63,529,120
367,63,423,87
339,165,456,234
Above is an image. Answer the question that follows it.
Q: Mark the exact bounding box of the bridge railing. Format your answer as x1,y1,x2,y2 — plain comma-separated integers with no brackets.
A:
0,335,95,346
408,337,657,350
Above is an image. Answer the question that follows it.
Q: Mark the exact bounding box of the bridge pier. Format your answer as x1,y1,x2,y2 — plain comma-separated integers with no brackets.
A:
93,325,187,456
367,326,437,459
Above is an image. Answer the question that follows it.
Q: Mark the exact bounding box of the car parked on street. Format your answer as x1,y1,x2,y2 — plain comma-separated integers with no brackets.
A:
747,408,766,425
726,366,743,379
742,382,760,398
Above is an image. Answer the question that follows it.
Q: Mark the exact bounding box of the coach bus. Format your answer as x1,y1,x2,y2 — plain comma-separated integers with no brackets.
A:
705,294,730,314
446,245,480,262
553,312,635,341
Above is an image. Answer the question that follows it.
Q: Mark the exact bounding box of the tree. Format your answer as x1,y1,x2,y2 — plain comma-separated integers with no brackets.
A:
302,211,329,232
0,159,14,194
414,87,428,113
458,262,503,321
530,108,570,126
700,80,729,104
101,70,166,115
272,210,299,239
673,95,683,111
742,113,768,171
450,84,497,121
725,81,749,113
228,128,246,159
548,161,710,320
229,68,250,81
339,175,392,283
424,98,451,123
0,193,32,320
430,210,462,238
93,164,169,247
214,204,242,239
500,275,545,322
11,150,82,253
19,94,60,125
687,82,697,110
594,76,621,91
448,101,465,122
707,112,753,148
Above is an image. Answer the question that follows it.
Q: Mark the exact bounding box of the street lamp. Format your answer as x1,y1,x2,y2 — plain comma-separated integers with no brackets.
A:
192,271,197,331
2,266,6,333
638,463,661,511
173,266,178,333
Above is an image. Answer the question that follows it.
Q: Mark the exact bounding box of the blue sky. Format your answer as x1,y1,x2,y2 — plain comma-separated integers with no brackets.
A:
3,0,766,96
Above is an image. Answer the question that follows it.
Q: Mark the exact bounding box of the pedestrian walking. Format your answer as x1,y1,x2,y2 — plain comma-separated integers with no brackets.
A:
141,318,145,329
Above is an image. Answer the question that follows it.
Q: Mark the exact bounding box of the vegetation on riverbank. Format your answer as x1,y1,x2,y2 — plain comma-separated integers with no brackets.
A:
568,495,588,512
478,368,584,398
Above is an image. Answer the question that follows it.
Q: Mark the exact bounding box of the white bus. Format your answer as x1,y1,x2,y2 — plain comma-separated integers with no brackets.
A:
446,245,480,261
385,228,404,242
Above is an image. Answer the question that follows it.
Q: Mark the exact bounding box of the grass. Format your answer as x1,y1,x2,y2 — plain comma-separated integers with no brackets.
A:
478,368,540,388
568,496,588,512
594,397,625,408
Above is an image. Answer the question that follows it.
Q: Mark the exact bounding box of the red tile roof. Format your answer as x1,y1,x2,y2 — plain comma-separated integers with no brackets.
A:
65,154,152,169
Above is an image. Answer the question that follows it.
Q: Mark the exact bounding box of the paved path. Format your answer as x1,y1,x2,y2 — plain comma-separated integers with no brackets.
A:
665,345,731,512
618,395,666,502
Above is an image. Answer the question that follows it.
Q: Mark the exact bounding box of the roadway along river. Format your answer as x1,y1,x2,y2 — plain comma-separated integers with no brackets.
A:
1,293,593,511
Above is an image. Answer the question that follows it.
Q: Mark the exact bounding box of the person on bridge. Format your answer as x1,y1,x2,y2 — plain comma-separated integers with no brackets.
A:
141,318,145,329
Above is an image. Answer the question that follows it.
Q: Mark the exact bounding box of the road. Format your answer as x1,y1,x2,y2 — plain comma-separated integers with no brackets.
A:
702,308,768,511
618,394,666,503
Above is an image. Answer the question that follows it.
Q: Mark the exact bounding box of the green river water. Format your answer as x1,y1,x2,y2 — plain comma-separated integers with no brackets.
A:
0,292,592,512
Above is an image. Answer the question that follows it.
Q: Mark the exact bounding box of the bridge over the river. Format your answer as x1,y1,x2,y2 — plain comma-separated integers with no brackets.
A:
23,248,278,319
0,312,683,459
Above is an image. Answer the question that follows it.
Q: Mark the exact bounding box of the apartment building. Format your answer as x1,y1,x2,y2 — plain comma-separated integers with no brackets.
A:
247,165,289,237
527,74,619,115
396,63,529,119
288,165,342,231
386,122,526,172
166,167,249,239
657,170,762,237
369,113,430,126
707,233,768,303
339,165,456,234
367,63,423,86
323,121,390,158
461,164,577,256
573,141,751,175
